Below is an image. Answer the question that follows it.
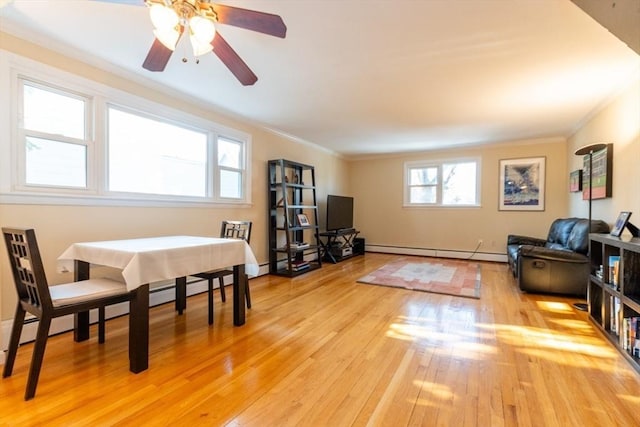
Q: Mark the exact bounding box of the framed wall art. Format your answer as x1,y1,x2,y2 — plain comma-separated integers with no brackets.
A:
499,157,546,211
581,143,613,200
569,169,582,192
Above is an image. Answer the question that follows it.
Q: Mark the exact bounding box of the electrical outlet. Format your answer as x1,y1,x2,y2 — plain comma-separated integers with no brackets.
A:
478,239,483,245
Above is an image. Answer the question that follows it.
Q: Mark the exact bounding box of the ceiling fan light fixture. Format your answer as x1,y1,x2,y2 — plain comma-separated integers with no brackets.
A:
189,15,215,57
190,36,214,56
153,27,180,51
149,4,179,31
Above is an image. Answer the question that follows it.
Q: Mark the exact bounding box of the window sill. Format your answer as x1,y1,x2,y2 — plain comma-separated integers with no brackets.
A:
0,192,253,208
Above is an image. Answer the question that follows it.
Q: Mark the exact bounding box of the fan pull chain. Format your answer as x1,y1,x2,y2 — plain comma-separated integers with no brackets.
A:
181,33,188,63
179,36,200,65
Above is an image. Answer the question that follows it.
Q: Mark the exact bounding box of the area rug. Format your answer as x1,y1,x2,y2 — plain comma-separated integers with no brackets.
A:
357,257,481,299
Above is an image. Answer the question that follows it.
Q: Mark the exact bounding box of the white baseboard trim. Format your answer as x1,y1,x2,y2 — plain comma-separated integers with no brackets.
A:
1,264,270,364
365,244,508,263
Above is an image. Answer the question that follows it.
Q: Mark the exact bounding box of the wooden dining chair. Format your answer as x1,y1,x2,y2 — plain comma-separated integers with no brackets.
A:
2,227,132,400
192,220,252,324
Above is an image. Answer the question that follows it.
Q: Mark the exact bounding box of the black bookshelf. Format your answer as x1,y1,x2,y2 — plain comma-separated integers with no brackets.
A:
588,234,640,374
268,159,321,276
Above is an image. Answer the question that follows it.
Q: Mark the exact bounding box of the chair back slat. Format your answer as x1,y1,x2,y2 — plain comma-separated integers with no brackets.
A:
2,227,53,310
220,220,252,243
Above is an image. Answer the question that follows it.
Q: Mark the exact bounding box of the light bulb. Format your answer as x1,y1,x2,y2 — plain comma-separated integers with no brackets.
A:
189,15,215,56
154,28,180,51
149,4,179,31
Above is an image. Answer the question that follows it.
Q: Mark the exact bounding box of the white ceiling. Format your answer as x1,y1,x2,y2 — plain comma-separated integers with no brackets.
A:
1,0,638,157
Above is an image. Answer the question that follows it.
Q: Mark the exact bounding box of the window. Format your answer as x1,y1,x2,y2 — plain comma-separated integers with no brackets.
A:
20,81,90,189
6,58,251,206
107,107,208,198
217,137,245,199
404,159,480,207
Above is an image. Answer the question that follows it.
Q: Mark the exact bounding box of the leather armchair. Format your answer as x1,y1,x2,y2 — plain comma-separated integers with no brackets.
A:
506,218,609,296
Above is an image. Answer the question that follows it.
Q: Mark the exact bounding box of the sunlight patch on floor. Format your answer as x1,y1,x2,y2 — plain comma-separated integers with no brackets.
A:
387,308,622,371
620,394,640,405
386,321,496,359
536,301,574,314
475,322,619,368
412,380,455,406
546,318,595,332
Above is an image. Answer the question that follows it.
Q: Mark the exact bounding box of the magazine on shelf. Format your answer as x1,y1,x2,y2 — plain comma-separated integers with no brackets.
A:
291,259,310,270
292,261,310,271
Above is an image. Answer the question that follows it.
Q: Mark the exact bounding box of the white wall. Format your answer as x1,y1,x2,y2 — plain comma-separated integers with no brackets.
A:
349,138,569,258
568,78,640,230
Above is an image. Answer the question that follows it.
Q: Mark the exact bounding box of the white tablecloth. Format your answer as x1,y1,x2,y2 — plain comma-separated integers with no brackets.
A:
58,236,259,292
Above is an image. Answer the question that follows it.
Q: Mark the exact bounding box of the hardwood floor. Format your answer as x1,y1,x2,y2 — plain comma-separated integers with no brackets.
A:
1,253,639,426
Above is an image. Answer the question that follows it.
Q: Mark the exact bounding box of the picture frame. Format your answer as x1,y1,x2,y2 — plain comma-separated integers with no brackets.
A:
569,169,582,192
499,157,546,211
610,211,632,237
582,143,613,200
297,213,310,227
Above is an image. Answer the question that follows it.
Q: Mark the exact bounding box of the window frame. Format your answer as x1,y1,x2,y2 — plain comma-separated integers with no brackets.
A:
216,136,246,201
17,78,96,194
403,157,481,208
0,51,252,207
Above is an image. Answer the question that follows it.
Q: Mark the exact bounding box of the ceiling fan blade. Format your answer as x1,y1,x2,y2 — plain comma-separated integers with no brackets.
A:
212,34,258,86
204,3,287,38
142,39,175,72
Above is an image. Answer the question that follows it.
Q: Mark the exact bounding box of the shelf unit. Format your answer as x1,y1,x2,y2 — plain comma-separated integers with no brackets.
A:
268,159,321,276
319,229,360,263
588,234,640,373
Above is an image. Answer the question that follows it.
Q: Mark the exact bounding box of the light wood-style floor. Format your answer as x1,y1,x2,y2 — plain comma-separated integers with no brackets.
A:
1,253,639,426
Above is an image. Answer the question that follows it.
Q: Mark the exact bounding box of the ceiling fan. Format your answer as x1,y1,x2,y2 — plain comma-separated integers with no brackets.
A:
97,0,287,85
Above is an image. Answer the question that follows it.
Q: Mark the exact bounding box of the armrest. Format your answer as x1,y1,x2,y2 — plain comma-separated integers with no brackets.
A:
507,235,547,247
519,245,588,263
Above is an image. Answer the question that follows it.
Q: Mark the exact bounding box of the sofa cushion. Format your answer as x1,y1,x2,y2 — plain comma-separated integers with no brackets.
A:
546,218,578,246
545,242,570,251
566,219,610,254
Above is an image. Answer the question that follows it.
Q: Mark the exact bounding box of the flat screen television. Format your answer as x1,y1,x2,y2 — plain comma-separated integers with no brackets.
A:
326,195,354,231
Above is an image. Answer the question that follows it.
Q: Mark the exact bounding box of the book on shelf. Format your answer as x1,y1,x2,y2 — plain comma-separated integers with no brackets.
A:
292,264,310,272
278,242,310,251
611,297,621,334
630,317,640,359
608,255,620,287
623,316,640,357
290,241,310,249
291,259,310,271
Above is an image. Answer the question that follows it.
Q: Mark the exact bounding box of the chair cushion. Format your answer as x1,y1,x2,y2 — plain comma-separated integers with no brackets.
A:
50,278,129,307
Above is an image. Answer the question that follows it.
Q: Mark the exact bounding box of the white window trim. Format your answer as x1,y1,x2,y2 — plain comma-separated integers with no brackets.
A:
18,78,96,193
216,136,246,201
0,50,252,208
403,157,482,208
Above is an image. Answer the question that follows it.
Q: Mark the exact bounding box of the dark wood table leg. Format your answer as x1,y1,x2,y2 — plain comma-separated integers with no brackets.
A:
74,260,91,342
233,264,246,326
175,276,186,314
129,284,149,373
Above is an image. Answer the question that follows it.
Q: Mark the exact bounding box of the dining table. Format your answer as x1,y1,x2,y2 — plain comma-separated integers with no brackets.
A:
57,235,259,373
